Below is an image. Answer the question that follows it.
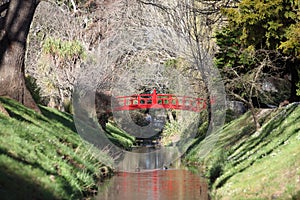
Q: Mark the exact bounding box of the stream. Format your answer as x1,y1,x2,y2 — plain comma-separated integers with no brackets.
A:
95,146,209,200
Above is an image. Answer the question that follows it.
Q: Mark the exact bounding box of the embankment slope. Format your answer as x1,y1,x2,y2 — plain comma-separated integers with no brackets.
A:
186,103,300,199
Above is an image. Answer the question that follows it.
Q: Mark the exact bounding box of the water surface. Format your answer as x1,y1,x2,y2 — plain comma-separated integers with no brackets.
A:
96,169,208,200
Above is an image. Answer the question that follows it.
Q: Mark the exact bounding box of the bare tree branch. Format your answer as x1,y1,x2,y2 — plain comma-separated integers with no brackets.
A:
137,0,169,13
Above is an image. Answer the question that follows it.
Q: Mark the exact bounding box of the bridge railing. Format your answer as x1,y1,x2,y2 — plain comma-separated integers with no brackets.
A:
112,89,208,112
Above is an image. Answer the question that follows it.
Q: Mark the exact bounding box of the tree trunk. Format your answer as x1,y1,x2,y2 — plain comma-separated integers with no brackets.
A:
289,61,300,102
248,100,260,131
0,0,40,112
167,110,175,123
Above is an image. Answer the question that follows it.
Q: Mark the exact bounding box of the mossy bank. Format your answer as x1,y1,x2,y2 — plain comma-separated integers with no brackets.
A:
185,103,300,199
0,97,114,200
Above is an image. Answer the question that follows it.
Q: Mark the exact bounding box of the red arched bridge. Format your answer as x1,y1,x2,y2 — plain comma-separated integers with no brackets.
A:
112,89,212,112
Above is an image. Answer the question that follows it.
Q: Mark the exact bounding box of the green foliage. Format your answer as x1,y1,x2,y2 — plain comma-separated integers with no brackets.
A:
0,97,113,199
163,121,181,135
161,121,181,146
215,0,300,103
197,120,209,139
224,0,298,48
62,99,73,114
279,22,300,58
105,122,136,150
297,81,300,96
42,37,86,61
216,0,298,65
164,57,189,70
215,28,256,72
164,58,178,68
207,151,227,186
25,75,42,104
218,0,300,56
225,109,237,123
185,104,300,199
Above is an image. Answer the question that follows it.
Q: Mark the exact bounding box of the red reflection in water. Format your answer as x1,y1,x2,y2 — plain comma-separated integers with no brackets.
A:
97,169,208,200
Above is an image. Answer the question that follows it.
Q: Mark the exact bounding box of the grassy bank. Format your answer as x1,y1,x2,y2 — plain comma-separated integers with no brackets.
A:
0,97,114,200
105,121,135,150
185,103,300,199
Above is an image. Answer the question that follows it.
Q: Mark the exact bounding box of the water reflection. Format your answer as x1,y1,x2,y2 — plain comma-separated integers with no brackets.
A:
96,169,209,200
117,146,180,172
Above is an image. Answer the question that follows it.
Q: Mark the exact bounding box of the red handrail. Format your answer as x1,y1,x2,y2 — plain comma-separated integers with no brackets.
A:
111,89,210,112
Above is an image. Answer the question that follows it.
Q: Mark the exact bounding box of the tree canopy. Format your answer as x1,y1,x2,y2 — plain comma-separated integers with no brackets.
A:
215,0,300,103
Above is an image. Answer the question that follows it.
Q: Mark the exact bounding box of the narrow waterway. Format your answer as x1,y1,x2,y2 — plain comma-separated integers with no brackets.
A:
96,146,209,200
96,169,209,200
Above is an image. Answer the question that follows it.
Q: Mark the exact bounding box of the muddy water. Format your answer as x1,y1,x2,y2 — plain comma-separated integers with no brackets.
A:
96,169,209,200
96,144,209,200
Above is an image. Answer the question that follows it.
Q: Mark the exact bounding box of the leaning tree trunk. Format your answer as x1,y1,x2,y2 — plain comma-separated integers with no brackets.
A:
248,98,261,131
289,61,300,102
0,0,40,112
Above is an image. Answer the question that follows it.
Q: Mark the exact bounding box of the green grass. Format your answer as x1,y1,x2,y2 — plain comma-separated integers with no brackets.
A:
105,121,135,150
185,104,300,199
0,97,114,200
